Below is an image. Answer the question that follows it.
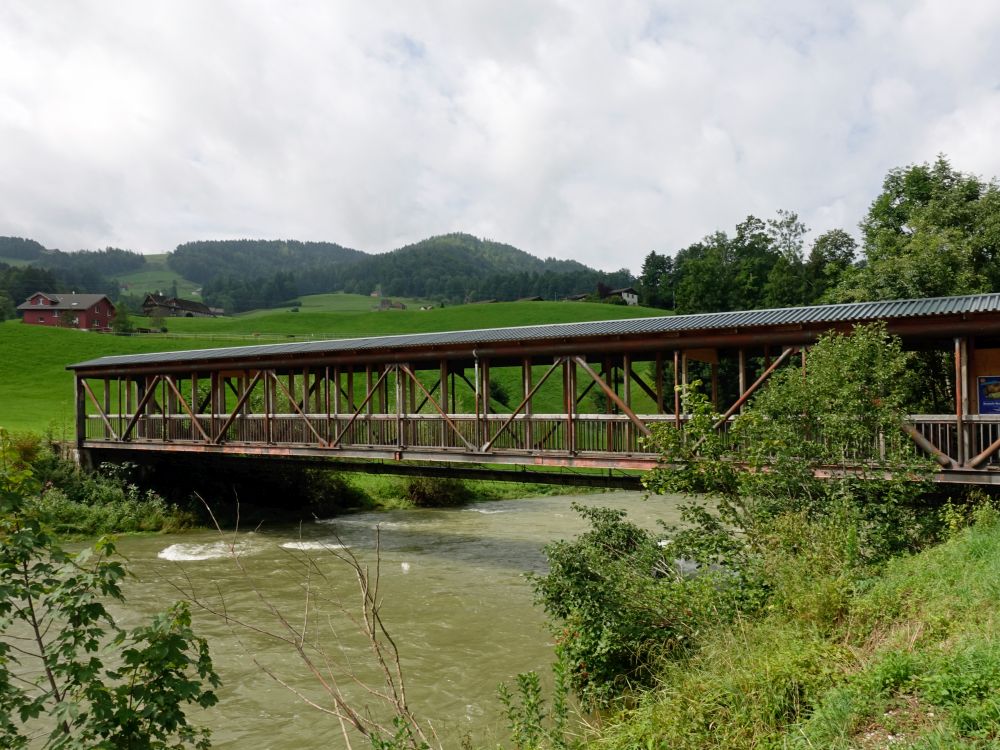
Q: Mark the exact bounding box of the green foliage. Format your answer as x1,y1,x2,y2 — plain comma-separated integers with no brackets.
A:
0,434,195,536
0,429,220,748
530,324,937,725
595,619,845,750
646,324,934,565
0,236,46,262
590,505,1000,749
529,503,742,706
404,476,473,507
183,233,634,310
833,156,1000,302
499,660,573,750
111,305,134,334
640,211,852,314
367,716,431,750
0,291,14,322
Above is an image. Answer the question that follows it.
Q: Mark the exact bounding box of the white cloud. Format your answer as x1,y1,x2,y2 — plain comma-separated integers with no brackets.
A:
1,0,999,270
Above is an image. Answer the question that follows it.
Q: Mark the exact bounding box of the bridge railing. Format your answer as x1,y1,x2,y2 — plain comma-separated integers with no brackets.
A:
82,413,1000,467
84,412,678,456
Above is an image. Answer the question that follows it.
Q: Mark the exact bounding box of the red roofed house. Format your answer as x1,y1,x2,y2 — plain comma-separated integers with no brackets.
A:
17,292,115,331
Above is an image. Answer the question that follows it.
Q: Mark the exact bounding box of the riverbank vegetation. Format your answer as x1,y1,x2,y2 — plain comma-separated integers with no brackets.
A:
507,324,1000,749
0,428,583,539
3,430,198,537
0,429,220,748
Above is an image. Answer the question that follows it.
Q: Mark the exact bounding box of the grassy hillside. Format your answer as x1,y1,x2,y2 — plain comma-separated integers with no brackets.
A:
1,299,668,433
593,507,1000,749
163,296,659,337
115,253,201,298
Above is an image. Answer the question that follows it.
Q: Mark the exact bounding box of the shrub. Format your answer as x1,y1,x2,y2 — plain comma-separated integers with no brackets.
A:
405,476,473,507
0,428,220,748
530,503,744,706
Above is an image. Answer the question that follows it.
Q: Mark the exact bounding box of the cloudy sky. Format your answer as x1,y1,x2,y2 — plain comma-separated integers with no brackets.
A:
1,1,999,271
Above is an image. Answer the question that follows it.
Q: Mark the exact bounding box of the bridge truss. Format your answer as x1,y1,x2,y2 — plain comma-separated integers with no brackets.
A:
69,294,1000,485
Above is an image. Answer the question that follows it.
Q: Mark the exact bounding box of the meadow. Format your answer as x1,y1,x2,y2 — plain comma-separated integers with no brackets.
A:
0,296,666,433
115,253,202,298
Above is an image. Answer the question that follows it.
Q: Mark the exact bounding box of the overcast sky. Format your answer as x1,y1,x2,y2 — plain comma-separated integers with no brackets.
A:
2,1,999,271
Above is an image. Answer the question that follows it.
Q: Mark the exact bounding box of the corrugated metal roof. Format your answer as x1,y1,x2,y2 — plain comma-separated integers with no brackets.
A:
68,292,1000,370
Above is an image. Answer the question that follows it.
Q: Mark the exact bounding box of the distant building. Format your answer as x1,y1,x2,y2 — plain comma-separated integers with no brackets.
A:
17,292,115,330
564,287,639,305
608,287,639,306
374,298,407,311
143,294,219,318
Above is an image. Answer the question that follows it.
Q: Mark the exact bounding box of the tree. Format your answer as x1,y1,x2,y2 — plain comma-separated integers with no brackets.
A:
637,251,674,309
111,306,134,334
646,323,934,561
0,429,220,748
0,292,15,322
806,229,857,301
832,156,1000,301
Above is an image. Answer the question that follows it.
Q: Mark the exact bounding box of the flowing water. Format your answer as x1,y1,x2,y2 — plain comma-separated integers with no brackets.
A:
109,490,684,748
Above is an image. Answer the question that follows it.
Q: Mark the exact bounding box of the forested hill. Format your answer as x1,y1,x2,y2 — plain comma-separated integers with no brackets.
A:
0,232,631,316
0,243,147,318
195,233,634,311
168,239,365,285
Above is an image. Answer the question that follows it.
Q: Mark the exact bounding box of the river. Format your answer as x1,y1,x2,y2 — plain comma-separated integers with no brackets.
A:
110,490,684,748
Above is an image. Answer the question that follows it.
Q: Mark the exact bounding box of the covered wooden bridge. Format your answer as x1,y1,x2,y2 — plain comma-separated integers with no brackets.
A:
68,293,1000,485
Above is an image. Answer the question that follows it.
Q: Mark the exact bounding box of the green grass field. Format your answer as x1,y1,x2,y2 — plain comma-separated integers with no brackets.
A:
1,299,668,433
115,254,202,298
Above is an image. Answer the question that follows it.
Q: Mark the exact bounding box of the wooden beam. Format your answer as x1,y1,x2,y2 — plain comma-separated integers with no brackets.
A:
213,371,262,444
573,356,651,438
400,364,476,451
955,337,966,465
331,366,392,447
902,423,958,468
270,371,327,447
121,376,162,441
482,358,562,452
81,378,119,440
713,346,796,429
628,366,660,406
164,376,211,442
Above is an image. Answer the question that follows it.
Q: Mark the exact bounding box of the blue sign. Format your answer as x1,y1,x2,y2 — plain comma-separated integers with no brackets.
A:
979,376,1000,414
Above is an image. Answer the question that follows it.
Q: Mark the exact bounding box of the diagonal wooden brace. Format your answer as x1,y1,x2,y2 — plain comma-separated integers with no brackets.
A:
213,371,262,443
901,423,958,469
399,365,477,451
270,372,328,447
964,430,1000,469
572,357,652,438
164,376,211,442
121,376,162,441
481,358,563,452
628,366,661,408
712,346,797,429
81,379,120,441
331,366,392,447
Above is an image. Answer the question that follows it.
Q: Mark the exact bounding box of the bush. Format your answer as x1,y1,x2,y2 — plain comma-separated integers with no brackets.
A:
405,476,473,507
0,428,220,748
17,443,197,536
530,504,744,706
